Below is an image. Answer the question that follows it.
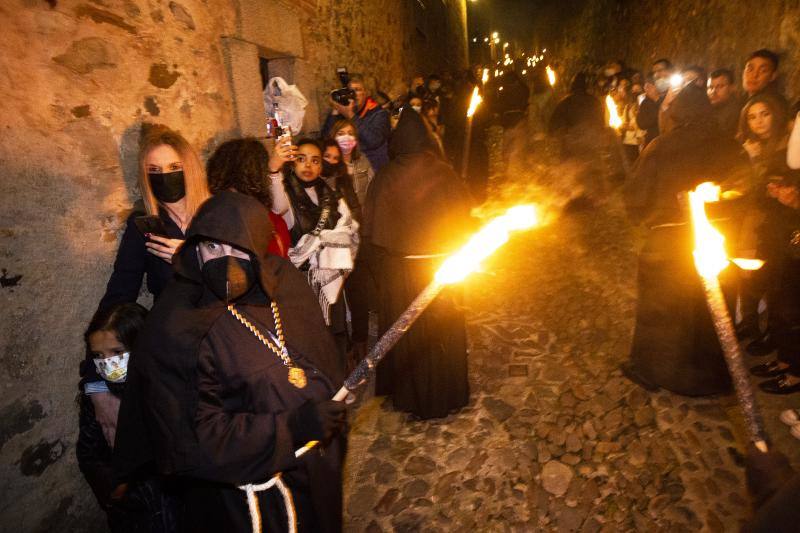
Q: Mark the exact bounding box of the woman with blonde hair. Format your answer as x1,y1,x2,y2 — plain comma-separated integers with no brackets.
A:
81,124,209,434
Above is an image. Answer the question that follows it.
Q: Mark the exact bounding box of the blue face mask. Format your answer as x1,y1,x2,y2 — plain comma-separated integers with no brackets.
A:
93,352,130,383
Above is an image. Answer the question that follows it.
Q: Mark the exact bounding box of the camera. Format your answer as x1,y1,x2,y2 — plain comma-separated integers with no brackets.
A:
330,67,355,106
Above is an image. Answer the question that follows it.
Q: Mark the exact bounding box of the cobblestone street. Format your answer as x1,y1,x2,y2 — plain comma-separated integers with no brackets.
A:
342,162,800,532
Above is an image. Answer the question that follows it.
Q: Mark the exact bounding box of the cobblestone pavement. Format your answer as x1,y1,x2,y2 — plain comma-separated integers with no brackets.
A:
342,171,800,532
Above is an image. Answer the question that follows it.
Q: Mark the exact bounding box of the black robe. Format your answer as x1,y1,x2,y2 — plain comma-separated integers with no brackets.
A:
623,86,750,396
364,110,474,419
113,192,345,532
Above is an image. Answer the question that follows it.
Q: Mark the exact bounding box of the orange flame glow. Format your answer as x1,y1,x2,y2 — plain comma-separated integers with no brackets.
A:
467,86,483,118
546,65,556,86
605,95,622,129
689,182,764,279
435,205,538,284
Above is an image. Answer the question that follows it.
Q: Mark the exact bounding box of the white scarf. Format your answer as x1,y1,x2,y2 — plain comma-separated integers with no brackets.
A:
289,199,359,324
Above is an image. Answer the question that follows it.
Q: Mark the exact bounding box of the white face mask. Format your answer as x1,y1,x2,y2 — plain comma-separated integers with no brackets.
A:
411,105,422,114
93,352,130,383
655,78,670,94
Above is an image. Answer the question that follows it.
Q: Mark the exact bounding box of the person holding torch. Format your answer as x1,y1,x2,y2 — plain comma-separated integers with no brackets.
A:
363,109,475,419
621,84,750,395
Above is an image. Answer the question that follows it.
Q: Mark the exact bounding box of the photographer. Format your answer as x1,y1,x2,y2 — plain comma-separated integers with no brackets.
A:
322,73,391,172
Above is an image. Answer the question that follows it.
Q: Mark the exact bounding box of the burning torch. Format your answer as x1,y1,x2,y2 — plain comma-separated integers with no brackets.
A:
605,94,622,130
689,182,768,452
461,86,484,180
546,65,556,87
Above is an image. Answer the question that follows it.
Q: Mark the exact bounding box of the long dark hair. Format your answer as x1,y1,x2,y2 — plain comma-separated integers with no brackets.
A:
737,93,789,146
207,138,272,207
85,303,148,351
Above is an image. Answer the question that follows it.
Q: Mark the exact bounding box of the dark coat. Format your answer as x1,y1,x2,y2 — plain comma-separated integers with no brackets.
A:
114,192,345,532
548,92,605,134
77,389,178,532
623,86,751,396
364,109,474,255
323,99,391,172
80,206,184,387
364,111,473,418
636,96,661,147
98,205,183,313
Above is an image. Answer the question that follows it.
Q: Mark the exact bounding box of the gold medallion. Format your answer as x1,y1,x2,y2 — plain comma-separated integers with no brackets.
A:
288,366,307,389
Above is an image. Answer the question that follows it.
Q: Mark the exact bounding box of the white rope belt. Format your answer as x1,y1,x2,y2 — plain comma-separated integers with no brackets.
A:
239,473,296,533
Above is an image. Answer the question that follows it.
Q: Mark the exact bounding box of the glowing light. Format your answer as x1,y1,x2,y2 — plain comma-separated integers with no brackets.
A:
546,65,556,86
731,258,765,271
689,182,729,279
499,86,504,91
494,38,500,44
466,86,483,118
492,31,498,39
472,37,477,43
481,68,489,84
484,37,489,43
521,69,527,75
689,182,765,278
503,42,509,48
435,205,538,284
605,94,622,129
543,48,547,53
670,73,684,88
494,69,500,77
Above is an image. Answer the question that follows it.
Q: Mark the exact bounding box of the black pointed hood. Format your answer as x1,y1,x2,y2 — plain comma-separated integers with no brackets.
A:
174,191,279,296
389,108,437,158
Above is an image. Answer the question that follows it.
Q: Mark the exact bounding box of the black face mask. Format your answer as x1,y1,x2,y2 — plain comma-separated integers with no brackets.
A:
321,161,344,179
148,170,186,203
201,255,256,303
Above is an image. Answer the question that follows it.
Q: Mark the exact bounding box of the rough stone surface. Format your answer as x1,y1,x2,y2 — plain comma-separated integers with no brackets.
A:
0,2,466,530
549,0,800,102
341,132,800,531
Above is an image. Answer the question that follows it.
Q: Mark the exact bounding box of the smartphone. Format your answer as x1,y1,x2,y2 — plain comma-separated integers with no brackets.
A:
278,130,293,160
134,215,167,237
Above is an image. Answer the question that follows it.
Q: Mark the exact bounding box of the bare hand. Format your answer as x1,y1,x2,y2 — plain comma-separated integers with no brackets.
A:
743,140,761,159
90,392,121,448
145,235,184,264
269,140,298,172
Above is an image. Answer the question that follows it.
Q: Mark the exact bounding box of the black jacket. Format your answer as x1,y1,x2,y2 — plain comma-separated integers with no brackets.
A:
114,192,345,532
98,206,183,313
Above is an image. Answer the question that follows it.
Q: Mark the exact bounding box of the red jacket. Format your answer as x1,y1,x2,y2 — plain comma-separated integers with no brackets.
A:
267,212,291,258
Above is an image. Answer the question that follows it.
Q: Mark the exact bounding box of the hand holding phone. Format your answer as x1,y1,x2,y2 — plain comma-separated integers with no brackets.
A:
134,215,167,238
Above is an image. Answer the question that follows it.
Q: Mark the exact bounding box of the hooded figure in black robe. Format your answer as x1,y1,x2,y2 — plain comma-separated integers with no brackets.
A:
113,192,347,532
622,85,750,395
363,109,474,419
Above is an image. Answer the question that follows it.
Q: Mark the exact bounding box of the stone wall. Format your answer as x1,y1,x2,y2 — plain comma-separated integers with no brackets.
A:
551,0,800,102
0,1,466,530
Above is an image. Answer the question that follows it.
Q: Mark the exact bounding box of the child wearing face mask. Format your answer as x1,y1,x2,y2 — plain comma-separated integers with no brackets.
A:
76,302,178,532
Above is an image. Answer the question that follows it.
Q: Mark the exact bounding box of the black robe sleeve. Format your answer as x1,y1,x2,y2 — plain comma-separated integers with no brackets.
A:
623,140,660,224
192,338,298,485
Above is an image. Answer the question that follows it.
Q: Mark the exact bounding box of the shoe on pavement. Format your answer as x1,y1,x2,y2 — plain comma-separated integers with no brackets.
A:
750,360,789,378
758,375,800,395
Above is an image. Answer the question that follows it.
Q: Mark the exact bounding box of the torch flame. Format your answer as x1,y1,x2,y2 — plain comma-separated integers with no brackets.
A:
546,65,556,86
435,205,538,285
467,86,483,118
689,182,730,279
605,94,622,129
481,68,489,84
689,182,765,278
